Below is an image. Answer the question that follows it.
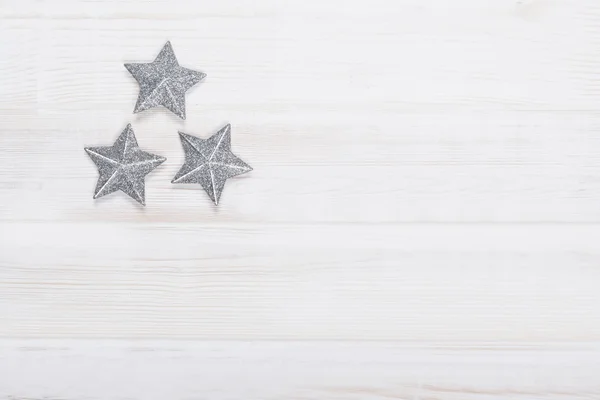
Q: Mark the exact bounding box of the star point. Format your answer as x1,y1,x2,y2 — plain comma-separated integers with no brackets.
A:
85,125,166,206
125,41,205,119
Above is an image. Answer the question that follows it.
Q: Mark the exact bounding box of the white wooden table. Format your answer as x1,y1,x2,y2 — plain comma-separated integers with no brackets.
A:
1,0,600,398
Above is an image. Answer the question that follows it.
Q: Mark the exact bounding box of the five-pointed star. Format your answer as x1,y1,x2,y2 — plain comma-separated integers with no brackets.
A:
172,124,252,205
85,124,166,206
125,41,206,120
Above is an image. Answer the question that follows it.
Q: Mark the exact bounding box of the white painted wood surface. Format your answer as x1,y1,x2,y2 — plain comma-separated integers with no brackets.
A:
1,0,600,398
3,341,600,400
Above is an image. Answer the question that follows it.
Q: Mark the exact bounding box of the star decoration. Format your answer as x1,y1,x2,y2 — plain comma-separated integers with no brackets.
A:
172,124,252,205
125,41,206,119
85,124,166,206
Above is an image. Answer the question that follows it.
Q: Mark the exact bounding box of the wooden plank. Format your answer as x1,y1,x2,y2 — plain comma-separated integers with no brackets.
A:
1,1,600,112
1,340,599,400
2,110,600,223
1,223,599,340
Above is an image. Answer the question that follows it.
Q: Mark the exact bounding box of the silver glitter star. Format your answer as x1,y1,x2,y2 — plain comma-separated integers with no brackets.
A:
85,124,166,206
125,41,206,120
172,124,252,205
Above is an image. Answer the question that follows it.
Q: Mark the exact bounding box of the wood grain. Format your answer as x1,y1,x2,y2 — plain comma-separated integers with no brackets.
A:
1,222,599,340
4,111,600,222
2,340,600,400
2,0,600,397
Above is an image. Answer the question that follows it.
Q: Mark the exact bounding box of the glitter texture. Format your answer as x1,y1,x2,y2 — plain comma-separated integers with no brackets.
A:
125,41,206,120
85,124,166,206
172,124,252,205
